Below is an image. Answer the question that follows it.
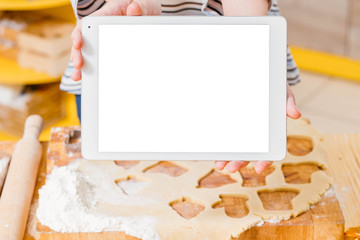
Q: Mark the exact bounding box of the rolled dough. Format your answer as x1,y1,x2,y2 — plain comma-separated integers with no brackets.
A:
37,118,332,239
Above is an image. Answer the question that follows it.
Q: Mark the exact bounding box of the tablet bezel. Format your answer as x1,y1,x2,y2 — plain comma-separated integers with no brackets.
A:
81,16,287,161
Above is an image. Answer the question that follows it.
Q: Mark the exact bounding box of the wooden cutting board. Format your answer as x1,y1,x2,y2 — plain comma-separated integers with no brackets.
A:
34,194,344,240
15,125,345,240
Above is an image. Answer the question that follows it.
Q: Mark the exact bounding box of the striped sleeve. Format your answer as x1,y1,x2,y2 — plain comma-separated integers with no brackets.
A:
77,0,106,19
203,0,223,16
161,0,206,15
60,59,82,95
268,0,301,85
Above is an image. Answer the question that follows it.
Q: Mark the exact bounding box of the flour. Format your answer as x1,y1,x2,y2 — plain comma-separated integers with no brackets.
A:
37,160,160,240
0,156,10,192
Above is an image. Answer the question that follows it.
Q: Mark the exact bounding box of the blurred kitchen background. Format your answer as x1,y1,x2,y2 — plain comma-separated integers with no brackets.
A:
281,0,360,133
0,0,359,141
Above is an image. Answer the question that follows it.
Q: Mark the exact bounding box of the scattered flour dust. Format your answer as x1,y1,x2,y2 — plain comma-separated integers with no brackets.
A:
36,160,160,240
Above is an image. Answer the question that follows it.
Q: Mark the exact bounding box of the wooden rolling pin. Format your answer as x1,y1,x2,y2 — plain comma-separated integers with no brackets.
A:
0,115,43,240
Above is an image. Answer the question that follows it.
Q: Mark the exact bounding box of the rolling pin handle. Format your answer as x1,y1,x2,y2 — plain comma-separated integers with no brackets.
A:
23,115,44,139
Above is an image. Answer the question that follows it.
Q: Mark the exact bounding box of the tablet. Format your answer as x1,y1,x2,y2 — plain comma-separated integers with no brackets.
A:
81,16,287,161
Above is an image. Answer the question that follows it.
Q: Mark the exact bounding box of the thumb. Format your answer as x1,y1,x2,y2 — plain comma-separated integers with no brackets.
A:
286,83,301,119
126,0,162,16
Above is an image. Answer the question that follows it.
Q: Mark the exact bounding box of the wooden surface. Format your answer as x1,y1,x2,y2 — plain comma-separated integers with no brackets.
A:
237,194,344,240
1,132,359,239
323,134,360,229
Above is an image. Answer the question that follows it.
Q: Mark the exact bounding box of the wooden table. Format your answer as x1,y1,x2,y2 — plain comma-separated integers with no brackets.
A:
1,133,360,239
322,134,360,229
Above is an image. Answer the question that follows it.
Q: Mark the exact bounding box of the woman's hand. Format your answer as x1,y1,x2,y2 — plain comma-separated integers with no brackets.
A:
70,0,162,81
215,82,301,174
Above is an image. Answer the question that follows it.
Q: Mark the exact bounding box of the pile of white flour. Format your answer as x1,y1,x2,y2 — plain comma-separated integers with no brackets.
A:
36,160,160,240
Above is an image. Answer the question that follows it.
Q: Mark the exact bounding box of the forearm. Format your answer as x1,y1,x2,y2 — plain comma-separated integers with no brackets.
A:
221,0,270,16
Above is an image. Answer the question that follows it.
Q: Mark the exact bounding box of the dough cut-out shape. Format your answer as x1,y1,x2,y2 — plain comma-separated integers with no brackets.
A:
115,175,148,195
287,135,313,156
114,160,140,169
212,195,249,218
41,119,333,239
258,189,299,210
143,161,188,177
282,163,321,184
170,197,205,219
197,169,236,188
239,166,275,187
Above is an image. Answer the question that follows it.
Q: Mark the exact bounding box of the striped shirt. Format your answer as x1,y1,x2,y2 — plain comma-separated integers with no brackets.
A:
61,0,301,94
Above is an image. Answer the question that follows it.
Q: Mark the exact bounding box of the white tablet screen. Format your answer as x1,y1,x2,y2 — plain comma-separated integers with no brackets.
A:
98,24,269,153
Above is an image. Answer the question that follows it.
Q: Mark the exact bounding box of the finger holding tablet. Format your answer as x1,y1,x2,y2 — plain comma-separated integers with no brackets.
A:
70,0,161,81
